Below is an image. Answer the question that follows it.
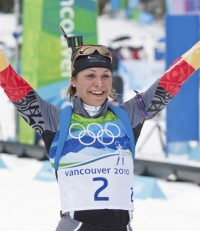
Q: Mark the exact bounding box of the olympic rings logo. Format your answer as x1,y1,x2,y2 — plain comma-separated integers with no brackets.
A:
69,122,121,146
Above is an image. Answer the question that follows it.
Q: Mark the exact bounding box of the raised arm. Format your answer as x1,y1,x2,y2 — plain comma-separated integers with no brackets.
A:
0,49,32,102
144,41,200,117
0,49,60,144
122,41,200,142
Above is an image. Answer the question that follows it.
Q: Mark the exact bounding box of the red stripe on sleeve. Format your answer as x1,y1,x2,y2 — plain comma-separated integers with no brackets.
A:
159,59,195,96
0,65,32,102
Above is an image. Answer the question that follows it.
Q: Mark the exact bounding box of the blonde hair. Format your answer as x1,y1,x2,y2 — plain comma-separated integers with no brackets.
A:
67,76,117,101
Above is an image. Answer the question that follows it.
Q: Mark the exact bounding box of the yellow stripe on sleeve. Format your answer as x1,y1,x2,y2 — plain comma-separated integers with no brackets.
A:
182,41,200,70
0,49,9,72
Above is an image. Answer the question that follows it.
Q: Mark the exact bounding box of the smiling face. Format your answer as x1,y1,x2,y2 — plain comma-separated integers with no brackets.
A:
71,67,112,106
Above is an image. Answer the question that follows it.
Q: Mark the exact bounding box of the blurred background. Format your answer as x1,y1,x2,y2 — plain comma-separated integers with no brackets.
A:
1,1,200,231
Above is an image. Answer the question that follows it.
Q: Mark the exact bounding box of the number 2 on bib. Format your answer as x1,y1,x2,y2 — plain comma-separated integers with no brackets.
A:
93,177,109,201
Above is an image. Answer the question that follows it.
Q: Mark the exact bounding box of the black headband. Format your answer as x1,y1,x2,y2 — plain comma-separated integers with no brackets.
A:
72,51,112,76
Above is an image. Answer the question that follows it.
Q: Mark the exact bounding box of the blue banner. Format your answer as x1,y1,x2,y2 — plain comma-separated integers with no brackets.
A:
166,15,200,143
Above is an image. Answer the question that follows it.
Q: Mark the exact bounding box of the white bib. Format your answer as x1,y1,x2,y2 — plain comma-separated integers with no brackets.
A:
58,152,134,213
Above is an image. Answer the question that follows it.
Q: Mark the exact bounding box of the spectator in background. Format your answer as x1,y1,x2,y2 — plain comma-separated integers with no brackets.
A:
130,46,147,60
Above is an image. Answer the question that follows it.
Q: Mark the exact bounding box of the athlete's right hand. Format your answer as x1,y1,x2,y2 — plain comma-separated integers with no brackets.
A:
0,49,9,72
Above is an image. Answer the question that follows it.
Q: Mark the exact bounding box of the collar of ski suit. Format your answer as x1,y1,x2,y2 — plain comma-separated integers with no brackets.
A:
72,96,109,118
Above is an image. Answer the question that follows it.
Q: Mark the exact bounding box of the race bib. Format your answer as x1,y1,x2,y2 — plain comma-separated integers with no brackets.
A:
55,113,135,212
58,152,134,212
